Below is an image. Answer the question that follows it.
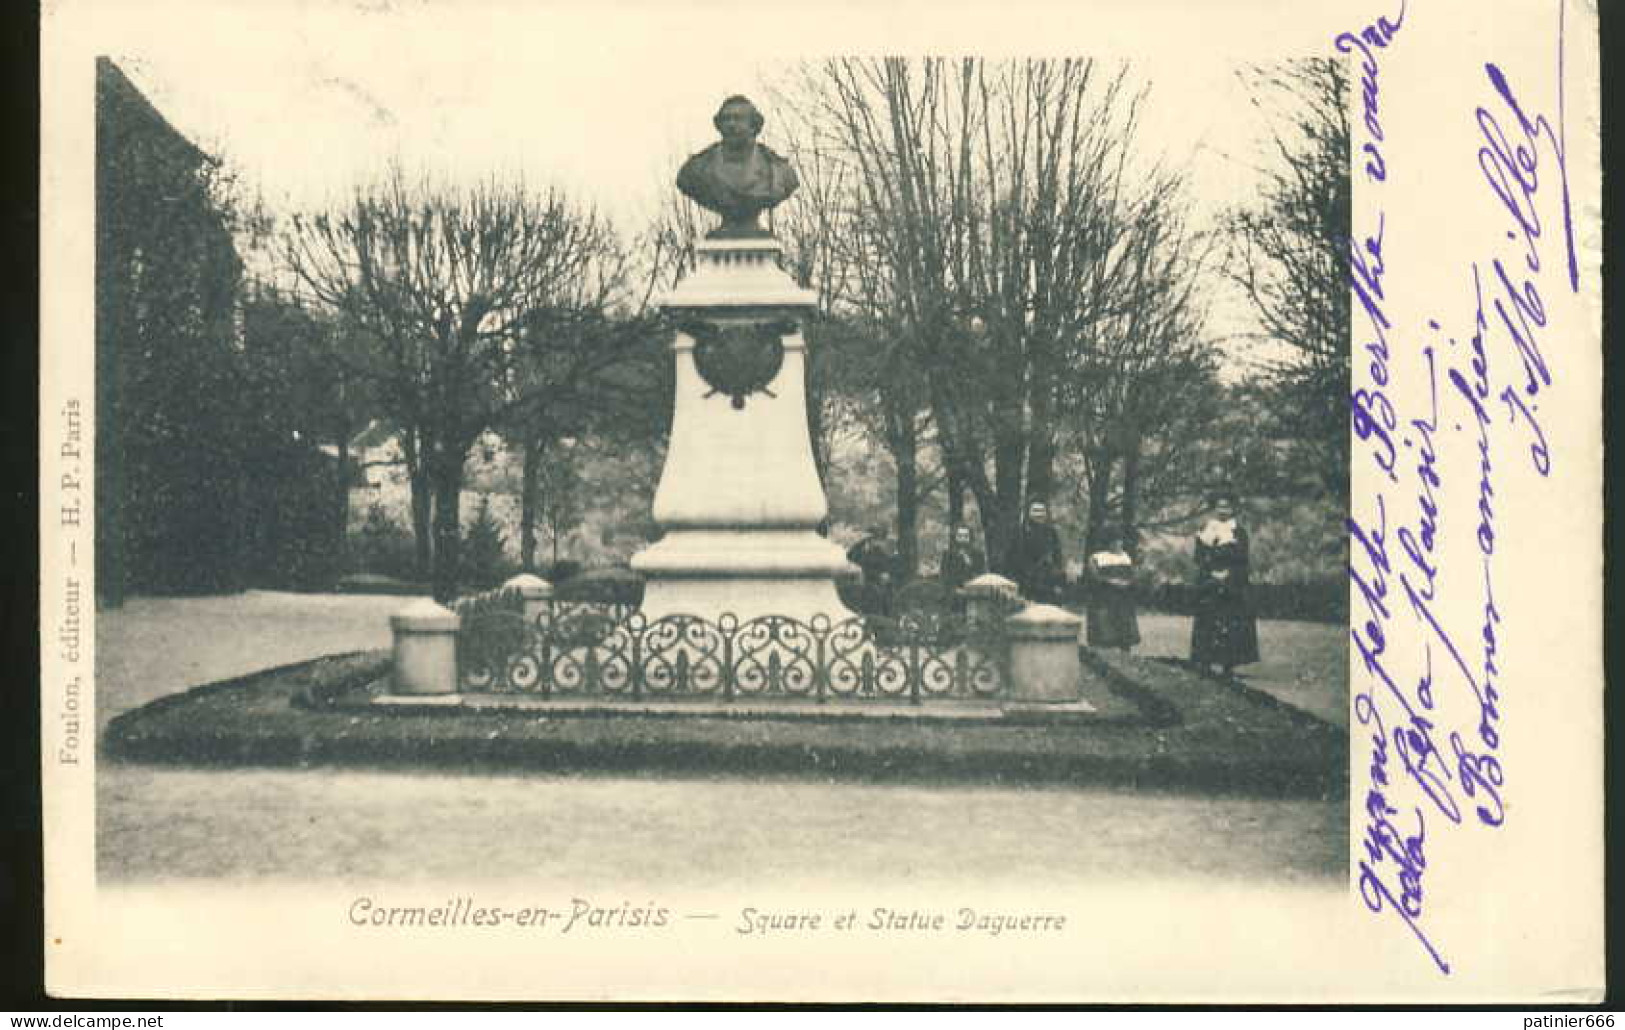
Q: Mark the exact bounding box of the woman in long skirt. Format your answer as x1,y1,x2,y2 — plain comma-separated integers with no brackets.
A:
1086,530,1140,651
1189,494,1260,675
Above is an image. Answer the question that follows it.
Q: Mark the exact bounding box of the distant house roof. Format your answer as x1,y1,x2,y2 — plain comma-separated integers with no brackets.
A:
313,422,401,463
350,419,398,451
96,56,242,284
96,57,210,170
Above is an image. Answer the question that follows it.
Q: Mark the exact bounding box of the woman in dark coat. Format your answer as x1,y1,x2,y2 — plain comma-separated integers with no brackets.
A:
1086,530,1140,651
1009,500,1065,605
1189,494,1260,675
940,525,986,592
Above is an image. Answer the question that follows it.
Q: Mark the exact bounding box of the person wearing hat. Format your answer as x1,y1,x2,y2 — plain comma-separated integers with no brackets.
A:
846,523,900,616
1009,499,1066,605
939,524,986,593
1086,528,1141,651
1189,492,1260,675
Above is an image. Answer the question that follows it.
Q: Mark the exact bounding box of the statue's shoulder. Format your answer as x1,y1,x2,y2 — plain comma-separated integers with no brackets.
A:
758,143,798,192
680,142,724,169
676,144,722,195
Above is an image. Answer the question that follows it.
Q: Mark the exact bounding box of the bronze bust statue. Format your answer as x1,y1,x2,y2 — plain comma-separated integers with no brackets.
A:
677,95,799,238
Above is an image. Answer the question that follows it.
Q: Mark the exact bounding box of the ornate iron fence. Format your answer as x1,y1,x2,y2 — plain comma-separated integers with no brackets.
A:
456,601,1009,703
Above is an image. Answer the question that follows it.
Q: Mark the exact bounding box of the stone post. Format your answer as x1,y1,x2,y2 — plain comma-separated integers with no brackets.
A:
1004,603,1084,703
390,598,461,696
960,573,1019,623
503,573,554,627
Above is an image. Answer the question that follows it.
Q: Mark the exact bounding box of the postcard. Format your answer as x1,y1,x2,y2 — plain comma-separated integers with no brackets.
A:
40,0,1603,1003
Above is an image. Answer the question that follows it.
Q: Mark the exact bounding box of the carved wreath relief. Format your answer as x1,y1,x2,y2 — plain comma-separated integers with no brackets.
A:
682,319,795,409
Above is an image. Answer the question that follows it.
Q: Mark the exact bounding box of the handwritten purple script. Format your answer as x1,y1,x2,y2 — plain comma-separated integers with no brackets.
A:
1344,0,1578,975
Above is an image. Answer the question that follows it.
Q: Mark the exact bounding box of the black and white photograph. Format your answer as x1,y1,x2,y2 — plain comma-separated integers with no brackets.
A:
41,0,1602,1003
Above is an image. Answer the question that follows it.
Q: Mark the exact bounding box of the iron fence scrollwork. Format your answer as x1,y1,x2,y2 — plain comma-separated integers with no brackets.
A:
455,597,1008,703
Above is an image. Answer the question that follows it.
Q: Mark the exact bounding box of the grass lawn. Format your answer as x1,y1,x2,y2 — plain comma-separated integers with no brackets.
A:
1089,611,1348,727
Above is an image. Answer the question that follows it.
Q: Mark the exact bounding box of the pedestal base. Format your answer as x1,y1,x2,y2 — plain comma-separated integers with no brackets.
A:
632,528,856,623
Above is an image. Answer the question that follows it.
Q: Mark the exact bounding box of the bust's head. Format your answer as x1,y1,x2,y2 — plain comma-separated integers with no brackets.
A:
713,95,765,144
677,94,796,237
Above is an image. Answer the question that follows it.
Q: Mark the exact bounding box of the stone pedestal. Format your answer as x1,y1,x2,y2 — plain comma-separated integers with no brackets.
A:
1005,603,1084,703
960,572,1020,623
631,237,856,623
503,572,554,626
390,598,460,696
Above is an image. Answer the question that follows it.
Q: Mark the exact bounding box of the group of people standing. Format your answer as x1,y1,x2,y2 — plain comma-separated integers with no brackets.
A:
845,493,1260,676
1072,493,1262,675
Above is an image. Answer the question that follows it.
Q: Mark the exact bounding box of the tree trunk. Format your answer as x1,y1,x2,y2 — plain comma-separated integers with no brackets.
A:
520,438,541,570
946,462,965,537
1025,424,1056,509
892,409,919,581
990,430,1026,573
1083,453,1115,558
932,391,1000,574
1025,367,1057,506
890,425,916,581
400,429,434,580
429,440,466,603
332,389,352,567
412,473,433,579
1120,436,1142,559
926,367,1001,575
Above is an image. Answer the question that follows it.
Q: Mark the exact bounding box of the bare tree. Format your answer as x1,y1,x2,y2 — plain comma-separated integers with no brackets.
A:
284,169,621,599
1226,58,1351,502
504,299,667,570
1056,185,1222,552
643,163,706,294
773,120,943,572
781,58,1217,571
772,131,872,505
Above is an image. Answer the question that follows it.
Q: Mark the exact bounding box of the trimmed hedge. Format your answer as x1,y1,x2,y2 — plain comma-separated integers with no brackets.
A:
551,565,645,605
103,648,1346,799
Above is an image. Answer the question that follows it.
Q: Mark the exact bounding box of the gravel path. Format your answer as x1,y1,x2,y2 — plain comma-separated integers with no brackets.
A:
99,765,1344,884
94,590,402,734
95,592,1347,884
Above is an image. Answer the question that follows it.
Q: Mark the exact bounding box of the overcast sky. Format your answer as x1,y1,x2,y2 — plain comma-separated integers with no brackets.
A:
94,0,1308,361
106,5,1274,217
